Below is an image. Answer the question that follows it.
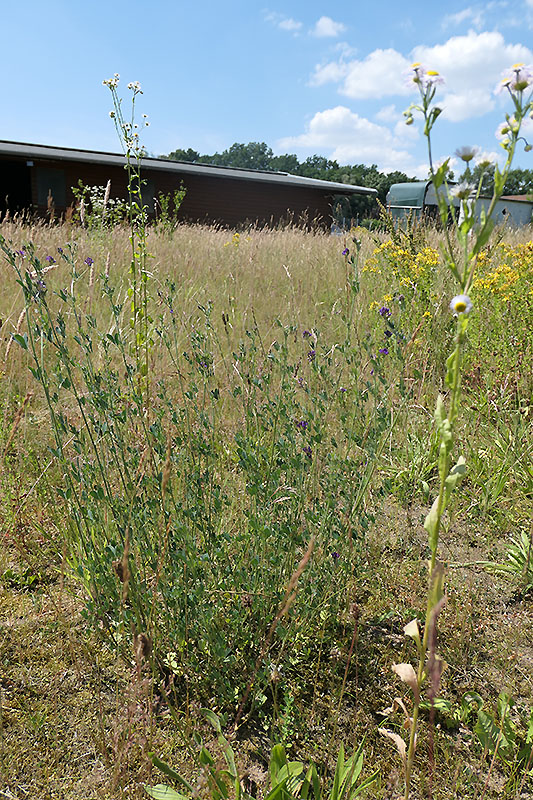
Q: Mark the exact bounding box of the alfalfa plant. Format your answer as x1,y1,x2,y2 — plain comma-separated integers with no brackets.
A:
379,63,533,799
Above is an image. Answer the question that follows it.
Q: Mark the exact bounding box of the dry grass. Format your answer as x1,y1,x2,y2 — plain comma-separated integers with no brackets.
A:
0,217,532,799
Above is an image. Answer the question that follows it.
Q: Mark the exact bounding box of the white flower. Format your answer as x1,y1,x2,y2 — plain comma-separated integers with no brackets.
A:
498,63,533,93
406,63,445,91
450,182,475,200
454,146,478,163
450,295,473,315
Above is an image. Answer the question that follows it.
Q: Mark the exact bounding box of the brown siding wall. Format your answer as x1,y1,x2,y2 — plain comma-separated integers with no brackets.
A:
2,154,334,228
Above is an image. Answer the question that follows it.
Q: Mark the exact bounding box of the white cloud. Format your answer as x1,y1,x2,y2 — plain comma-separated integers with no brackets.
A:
312,48,412,99
310,31,533,120
311,16,346,38
279,17,303,32
277,106,421,173
412,31,533,121
264,12,302,33
442,7,485,29
375,104,399,123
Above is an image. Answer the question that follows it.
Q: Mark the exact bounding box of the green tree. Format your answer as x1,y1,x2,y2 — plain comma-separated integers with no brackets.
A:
163,147,201,163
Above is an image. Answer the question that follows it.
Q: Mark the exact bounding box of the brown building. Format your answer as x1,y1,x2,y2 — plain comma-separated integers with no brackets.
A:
0,140,376,228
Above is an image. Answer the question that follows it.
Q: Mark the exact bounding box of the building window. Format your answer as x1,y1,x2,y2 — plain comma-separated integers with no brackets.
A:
36,167,66,208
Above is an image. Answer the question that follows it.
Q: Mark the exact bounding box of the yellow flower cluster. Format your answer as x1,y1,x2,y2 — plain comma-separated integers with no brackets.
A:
364,241,441,312
364,241,439,282
473,242,533,301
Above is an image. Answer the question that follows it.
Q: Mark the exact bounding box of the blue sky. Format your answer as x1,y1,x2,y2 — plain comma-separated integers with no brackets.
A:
2,0,533,177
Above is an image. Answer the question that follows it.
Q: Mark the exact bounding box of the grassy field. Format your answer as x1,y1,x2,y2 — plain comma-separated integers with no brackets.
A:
0,216,532,800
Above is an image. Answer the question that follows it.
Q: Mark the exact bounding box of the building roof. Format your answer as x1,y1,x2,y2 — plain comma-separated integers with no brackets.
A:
0,140,376,197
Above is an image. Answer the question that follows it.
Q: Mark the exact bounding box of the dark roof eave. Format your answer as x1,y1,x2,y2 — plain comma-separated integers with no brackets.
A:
0,139,376,197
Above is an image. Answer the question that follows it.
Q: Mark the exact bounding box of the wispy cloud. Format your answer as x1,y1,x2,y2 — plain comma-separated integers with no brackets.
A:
311,16,346,37
442,6,486,29
264,11,303,33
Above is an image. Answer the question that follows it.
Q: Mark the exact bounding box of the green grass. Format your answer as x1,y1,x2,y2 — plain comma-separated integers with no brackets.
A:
0,217,532,800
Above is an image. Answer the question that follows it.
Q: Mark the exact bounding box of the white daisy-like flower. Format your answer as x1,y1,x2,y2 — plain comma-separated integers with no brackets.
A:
450,182,475,200
454,146,478,163
498,63,533,93
450,295,473,315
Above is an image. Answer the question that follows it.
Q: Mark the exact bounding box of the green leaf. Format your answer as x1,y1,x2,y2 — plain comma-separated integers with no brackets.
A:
12,332,28,350
145,785,189,800
432,159,450,190
443,457,467,507
270,744,289,787
150,755,194,793
330,743,344,800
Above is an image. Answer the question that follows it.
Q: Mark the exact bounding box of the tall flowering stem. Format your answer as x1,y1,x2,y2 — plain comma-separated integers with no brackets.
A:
385,63,533,800
103,75,152,402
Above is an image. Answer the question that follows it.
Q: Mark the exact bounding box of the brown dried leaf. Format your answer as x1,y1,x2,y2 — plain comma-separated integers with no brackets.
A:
378,728,407,767
392,663,420,703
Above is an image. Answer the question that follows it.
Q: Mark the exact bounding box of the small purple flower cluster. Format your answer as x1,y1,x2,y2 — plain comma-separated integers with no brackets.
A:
378,347,389,355
85,257,94,266
296,420,308,431
341,247,349,256
303,445,312,459
378,306,391,318
307,349,316,362
302,330,312,339
45,255,55,264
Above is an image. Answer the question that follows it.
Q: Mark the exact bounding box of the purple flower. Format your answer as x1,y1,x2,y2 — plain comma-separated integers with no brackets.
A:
57,247,64,254
34,279,47,298
297,376,304,387
45,255,55,264
15,249,26,258
378,307,391,318
307,349,316,361
84,257,94,266
302,330,311,339
342,247,349,256
340,387,347,393
331,551,340,560
384,330,393,338
379,347,389,355
296,420,308,430
303,445,312,459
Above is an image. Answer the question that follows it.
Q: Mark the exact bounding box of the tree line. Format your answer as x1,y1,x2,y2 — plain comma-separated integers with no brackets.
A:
161,141,416,223
162,141,533,224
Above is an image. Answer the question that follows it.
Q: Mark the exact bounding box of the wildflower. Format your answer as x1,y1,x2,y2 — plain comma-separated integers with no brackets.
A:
449,294,473,314
498,63,533,93
296,420,308,430
378,306,391,318
450,182,474,200
340,387,347,393
303,445,312,459
15,249,26,258
454,146,478,163
57,247,64,255
342,247,349,256
307,349,316,361
407,63,445,91
378,347,389,355
302,330,311,338
384,329,393,338
331,551,340,561
45,255,55,264
84,257,94,266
